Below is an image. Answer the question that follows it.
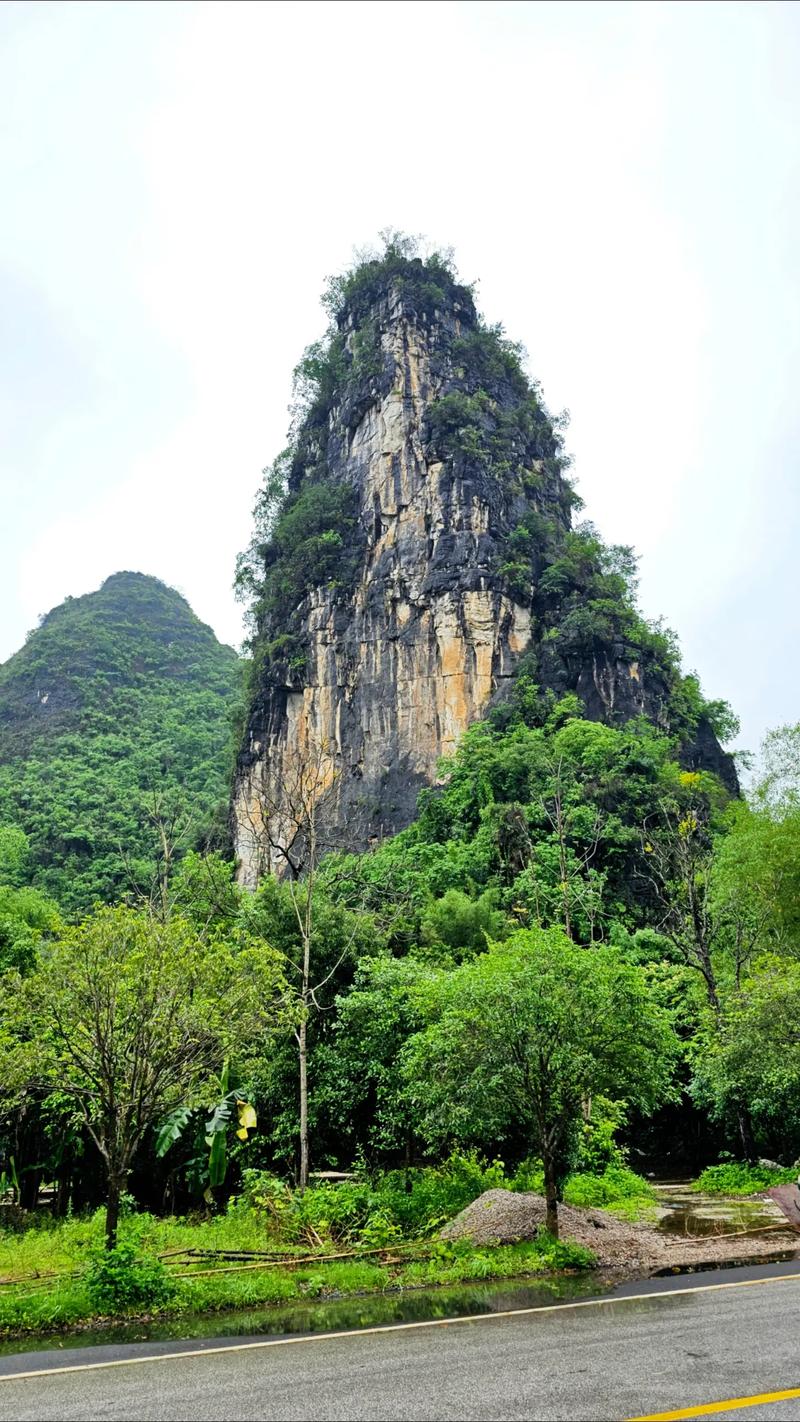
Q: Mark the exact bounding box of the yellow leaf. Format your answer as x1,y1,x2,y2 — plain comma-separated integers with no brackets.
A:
236,1127,248,1141
237,1100,257,1131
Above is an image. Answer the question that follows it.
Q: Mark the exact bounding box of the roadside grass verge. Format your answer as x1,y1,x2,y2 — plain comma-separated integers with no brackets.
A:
0,1210,595,1340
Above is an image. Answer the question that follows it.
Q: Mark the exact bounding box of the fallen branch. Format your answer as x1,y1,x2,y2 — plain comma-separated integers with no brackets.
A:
666,1222,799,1246
171,1241,423,1280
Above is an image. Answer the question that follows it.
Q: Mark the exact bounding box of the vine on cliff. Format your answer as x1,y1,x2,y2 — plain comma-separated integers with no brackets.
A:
236,234,737,765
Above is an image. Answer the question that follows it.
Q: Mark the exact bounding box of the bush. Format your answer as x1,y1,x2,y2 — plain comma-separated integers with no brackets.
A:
562,1167,655,1212
238,1153,508,1243
508,1162,655,1219
373,1154,508,1236
399,1235,595,1286
85,1242,174,1315
695,1162,798,1196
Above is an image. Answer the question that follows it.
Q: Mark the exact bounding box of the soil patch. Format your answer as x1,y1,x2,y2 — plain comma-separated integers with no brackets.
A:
440,1189,800,1273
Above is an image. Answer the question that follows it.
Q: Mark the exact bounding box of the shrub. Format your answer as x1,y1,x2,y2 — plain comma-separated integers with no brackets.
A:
562,1167,655,1211
238,1153,508,1242
85,1242,174,1315
695,1162,798,1196
399,1235,594,1286
373,1153,508,1236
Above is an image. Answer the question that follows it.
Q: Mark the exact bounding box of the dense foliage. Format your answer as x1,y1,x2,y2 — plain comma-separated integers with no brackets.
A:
236,235,735,771
0,572,242,913
0,239,794,1327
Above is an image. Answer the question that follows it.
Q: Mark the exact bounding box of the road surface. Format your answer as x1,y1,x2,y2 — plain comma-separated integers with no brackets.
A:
0,1263,799,1420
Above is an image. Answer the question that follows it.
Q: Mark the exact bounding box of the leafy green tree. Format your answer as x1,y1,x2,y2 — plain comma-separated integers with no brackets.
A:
692,956,800,1160
0,826,29,887
1,907,285,1246
419,888,510,961
404,929,677,1235
315,956,432,1166
0,826,60,975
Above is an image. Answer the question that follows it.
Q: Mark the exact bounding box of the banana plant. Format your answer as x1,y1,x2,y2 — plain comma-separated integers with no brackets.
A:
0,1155,19,1203
155,1061,257,1200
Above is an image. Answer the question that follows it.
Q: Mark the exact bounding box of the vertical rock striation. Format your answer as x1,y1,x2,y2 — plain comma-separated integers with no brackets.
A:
233,252,735,883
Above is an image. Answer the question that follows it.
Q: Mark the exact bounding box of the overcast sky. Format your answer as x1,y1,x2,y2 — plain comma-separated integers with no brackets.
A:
1,0,798,756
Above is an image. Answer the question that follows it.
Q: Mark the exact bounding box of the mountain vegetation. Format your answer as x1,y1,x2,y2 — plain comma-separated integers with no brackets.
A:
0,240,797,1331
0,572,242,914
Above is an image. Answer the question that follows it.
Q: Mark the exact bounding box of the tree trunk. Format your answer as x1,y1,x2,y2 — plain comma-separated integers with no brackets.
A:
53,1166,71,1219
19,1169,41,1211
404,1129,414,1194
298,1017,309,1193
105,1172,124,1250
542,1147,559,1239
736,1105,757,1164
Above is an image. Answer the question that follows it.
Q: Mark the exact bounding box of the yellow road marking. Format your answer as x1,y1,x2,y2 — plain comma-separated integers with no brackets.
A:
0,1269,798,1384
630,1385,800,1419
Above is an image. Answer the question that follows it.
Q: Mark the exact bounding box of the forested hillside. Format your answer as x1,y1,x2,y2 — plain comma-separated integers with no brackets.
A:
0,572,242,913
0,244,798,1337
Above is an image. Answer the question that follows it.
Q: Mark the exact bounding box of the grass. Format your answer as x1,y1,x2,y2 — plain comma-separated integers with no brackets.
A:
510,1165,658,1222
694,1162,798,1197
0,1156,655,1339
562,1168,658,1222
0,1206,596,1341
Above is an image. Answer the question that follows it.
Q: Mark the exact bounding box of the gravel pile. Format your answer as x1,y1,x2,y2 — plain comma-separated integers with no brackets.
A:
440,1188,800,1274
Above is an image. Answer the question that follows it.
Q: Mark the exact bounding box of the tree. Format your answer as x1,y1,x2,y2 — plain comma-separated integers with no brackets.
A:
639,773,727,1011
316,955,432,1168
691,956,800,1160
404,929,677,1236
236,738,366,1190
1,906,284,1247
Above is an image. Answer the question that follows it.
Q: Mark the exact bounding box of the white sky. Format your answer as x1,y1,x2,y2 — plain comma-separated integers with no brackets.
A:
1,0,798,756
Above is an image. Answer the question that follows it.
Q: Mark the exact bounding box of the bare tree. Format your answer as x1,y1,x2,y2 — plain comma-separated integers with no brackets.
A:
540,755,604,941
118,788,194,920
236,739,359,1190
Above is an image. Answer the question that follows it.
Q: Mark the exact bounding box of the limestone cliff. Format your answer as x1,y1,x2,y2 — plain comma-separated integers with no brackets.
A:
233,249,735,882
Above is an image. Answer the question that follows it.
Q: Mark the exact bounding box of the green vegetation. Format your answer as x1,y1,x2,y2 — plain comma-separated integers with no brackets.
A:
403,930,675,1235
2,906,286,1246
0,572,242,914
0,1176,594,1339
85,1240,174,1314
1,706,798,1332
693,1163,798,1196
560,1169,657,1221
2,239,799,1339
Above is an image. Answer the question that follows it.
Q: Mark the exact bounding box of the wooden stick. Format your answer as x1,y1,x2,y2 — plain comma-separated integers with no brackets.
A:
172,1242,424,1280
666,1222,799,1245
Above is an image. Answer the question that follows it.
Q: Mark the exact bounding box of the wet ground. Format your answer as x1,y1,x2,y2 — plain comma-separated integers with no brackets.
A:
654,1181,788,1237
0,1272,614,1359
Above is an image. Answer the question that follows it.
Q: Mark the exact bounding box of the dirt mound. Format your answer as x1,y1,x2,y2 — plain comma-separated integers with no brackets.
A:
440,1188,800,1273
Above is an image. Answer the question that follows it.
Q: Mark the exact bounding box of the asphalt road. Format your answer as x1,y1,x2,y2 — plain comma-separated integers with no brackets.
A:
1,1266,799,1421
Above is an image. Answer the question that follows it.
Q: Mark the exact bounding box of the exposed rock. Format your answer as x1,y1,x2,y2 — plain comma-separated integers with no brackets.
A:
233,260,737,882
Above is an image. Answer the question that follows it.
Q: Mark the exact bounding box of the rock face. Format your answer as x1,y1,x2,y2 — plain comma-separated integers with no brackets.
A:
233,257,736,882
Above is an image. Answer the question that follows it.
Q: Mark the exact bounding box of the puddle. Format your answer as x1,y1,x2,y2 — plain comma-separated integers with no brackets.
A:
0,1272,614,1359
654,1183,786,1238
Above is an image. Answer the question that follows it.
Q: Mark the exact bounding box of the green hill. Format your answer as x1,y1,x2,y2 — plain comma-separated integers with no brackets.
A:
0,572,242,913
